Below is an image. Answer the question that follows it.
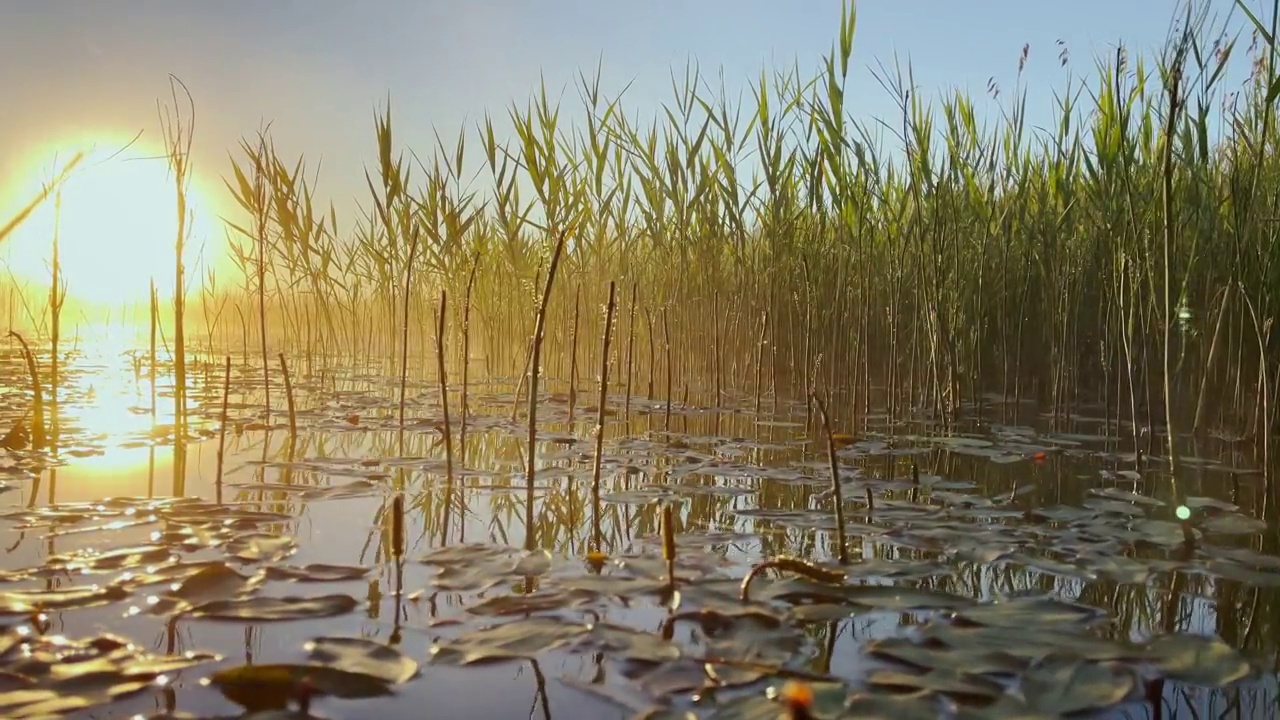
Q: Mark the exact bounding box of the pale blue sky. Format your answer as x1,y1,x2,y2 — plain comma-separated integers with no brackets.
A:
0,0,1261,228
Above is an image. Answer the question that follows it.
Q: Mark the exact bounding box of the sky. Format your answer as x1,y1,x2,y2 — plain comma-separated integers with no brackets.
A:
0,0,1264,253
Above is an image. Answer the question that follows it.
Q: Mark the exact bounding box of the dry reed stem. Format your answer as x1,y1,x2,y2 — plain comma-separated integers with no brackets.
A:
436,290,456,542
216,356,231,505
277,353,297,437
811,392,849,564
590,281,617,554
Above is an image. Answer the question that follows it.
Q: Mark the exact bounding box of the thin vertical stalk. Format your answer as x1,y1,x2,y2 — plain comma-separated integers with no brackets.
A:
663,308,672,432
811,392,848,564
396,227,420,458
460,250,480,467
524,228,571,551
278,353,297,437
590,282,617,554
436,290,456,542
569,284,581,422
624,283,636,422
216,356,231,505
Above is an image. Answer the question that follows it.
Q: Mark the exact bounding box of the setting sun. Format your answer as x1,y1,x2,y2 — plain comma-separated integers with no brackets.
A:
1,140,224,307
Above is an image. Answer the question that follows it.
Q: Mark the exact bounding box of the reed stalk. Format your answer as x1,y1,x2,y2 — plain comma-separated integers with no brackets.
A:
590,281,617,554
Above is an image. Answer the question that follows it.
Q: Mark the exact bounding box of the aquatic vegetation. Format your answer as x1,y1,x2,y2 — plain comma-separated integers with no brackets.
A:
2,0,1280,717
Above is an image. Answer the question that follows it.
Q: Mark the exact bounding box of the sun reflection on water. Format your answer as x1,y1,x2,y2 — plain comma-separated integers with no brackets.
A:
27,325,201,500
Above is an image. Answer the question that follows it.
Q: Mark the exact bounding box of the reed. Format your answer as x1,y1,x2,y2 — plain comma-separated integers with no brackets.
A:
215,356,231,505
590,281,618,554
145,0,1280,491
277,353,297,437
158,78,195,439
811,392,849,564
435,290,456,541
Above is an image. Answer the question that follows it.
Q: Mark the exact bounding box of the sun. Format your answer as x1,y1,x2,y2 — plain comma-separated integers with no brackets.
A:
2,140,226,308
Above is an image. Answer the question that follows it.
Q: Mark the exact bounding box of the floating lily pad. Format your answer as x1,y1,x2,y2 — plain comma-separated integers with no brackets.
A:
189,593,357,621
1143,633,1252,687
1021,657,1136,714
0,584,129,615
430,617,588,665
306,636,418,684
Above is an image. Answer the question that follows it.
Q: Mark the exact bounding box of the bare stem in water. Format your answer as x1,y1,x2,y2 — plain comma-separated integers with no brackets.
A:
591,281,617,554
278,353,297,437
525,228,571,551
216,356,231,505
436,290,456,543
811,392,849,564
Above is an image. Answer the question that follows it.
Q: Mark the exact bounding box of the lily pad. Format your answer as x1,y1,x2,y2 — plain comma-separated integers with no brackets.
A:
429,617,588,665
189,594,357,621
305,636,419,684
1143,633,1252,687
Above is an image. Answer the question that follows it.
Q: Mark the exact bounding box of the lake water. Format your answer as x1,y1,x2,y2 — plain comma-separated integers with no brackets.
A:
1,341,1277,719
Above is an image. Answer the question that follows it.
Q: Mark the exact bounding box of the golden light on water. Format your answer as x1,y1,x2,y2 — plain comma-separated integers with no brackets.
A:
2,139,228,307
31,325,196,498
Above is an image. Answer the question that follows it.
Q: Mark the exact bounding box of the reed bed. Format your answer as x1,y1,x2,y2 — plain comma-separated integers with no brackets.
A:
9,1,1280,466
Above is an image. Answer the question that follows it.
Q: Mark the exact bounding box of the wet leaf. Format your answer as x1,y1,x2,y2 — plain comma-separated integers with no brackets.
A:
306,636,418,684
1143,633,1252,687
768,577,972,611
0,630,218,718
226,533,297,563
170,563,262,605
581,622,681,664
467,589,579,616
0,584,129,615
429,617,587,665
264,563,371,582
843,690,941,720
951,596,1108,629
866,667,1003,703
1199,512,1266,536
189,593,357,621
866,637,1026,676
209,663,391,710
1021,657,1135,714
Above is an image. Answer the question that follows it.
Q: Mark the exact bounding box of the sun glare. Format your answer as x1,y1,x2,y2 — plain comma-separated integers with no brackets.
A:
2,142,225,308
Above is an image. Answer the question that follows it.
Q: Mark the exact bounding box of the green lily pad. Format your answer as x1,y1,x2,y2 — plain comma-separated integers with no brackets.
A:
1143,633,1252,687
1021,657,1135,714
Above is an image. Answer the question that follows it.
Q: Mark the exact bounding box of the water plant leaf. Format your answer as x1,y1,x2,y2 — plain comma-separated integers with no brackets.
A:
583,622,681,663
0,584,129,615
1199,512,1266,535
305,637,418,684
264,563,371,582
950,596,1108,629
1020,657,1135,714
188,593,357,621
171,563,262,604
1142,633,1252,687
429,617,588,665
0,630,218,718
226,532,297,563
768,577,973,611
865,637,1026,676
865,667,1004,703
842,690,941,720
209,663,392,710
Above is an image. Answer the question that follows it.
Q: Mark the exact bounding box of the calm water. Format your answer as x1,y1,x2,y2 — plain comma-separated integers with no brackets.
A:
1,340,1278,719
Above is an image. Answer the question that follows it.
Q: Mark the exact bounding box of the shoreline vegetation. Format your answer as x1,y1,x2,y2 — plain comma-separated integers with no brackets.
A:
0,3,1275,456
1,2,1280,717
